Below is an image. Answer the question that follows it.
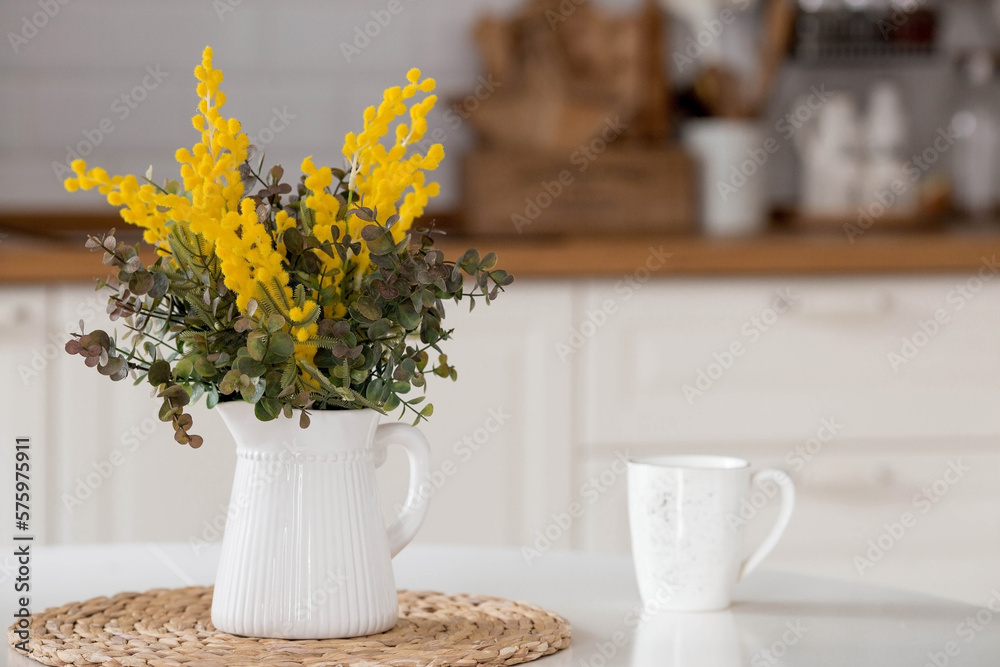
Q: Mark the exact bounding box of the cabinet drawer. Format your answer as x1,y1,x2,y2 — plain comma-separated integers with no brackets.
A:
0,287,50,542
576,276,1000,446
0,287,47,341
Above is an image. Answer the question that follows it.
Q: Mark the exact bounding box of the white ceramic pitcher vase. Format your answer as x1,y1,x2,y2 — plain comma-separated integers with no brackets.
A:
211,402,431,639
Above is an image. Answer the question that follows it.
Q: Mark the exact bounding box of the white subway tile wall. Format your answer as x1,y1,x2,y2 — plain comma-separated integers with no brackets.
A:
0,0,646,212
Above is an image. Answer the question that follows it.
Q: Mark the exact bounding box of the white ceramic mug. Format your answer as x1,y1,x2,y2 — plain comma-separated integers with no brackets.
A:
627,455,795,612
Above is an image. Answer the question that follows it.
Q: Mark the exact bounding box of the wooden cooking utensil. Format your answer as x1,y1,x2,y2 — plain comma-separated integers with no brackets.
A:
746,0,796,117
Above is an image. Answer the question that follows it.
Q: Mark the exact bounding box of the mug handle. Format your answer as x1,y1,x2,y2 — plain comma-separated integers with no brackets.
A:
374,423,432,557
739,469,795,580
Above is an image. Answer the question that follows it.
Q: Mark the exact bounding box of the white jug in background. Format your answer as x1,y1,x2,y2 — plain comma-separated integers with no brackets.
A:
952,49,1000,217
794,92,862,217
861,81,917,214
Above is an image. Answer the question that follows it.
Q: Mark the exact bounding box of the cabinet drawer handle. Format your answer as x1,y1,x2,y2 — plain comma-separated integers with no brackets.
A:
803,466,918,504
787,291,894,319
0,303,33,327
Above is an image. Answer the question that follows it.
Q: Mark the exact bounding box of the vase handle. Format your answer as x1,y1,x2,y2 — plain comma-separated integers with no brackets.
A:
374,423,432,558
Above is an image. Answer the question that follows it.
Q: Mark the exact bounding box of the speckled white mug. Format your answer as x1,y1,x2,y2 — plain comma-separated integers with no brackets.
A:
628,455,795,612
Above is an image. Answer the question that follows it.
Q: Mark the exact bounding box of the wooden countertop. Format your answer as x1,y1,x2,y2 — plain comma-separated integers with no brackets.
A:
449,230,1000,277
1,213,999,282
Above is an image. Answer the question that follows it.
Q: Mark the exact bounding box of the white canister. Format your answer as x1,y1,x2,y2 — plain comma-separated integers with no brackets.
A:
682,119,770,237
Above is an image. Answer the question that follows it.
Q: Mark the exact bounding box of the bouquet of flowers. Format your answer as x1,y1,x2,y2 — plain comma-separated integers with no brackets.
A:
63,47,512,448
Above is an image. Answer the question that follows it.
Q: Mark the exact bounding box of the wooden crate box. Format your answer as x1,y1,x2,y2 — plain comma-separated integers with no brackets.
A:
462,148,696,235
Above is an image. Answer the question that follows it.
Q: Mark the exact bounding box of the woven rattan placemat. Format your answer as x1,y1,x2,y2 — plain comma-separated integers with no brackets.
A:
8,587,571,667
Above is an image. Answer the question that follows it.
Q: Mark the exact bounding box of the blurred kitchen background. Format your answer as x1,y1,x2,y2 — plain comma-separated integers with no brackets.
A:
1,0,999,607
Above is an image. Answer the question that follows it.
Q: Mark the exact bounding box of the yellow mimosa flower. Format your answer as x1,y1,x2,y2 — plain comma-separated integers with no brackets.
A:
63,46,448,396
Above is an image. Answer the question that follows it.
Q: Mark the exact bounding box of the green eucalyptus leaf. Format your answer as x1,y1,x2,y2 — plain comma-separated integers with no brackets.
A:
128,270,155,295
188,383,206,403
241,379,266,403
158,401,179,421
194,355,217,378
91,330,112,350
459,248,481,272
368,318,392,341
283,227,304,255
266,314,286,333
491,269,513,286
219,369,242,395
480,252,498,270
263,370,283,396
247,331,268,361
396,304,420,329
267,331,296,360
149,271,170,299
147,359,172,386
206,386,220,408
366,378,385,402
355,296,381,321
255,397,280,421
158,383,189,404
234,355,267,378
174,356,195,379
97,356,125,378
363,229,396,256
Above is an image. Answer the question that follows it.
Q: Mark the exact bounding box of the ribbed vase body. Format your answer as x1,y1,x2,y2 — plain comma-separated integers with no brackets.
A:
211,404,398,639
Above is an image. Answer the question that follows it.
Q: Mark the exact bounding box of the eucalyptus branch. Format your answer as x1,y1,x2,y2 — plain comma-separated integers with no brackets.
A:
121,324,182,354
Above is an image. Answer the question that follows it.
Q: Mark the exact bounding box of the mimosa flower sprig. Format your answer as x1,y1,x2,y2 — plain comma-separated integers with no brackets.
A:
63,47,512,448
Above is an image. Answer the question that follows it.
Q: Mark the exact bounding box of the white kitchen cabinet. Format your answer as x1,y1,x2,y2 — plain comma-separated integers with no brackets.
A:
577,276,1000,446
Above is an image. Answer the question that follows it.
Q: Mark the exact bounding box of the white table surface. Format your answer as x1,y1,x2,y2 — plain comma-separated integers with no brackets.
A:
4,543,1000,666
